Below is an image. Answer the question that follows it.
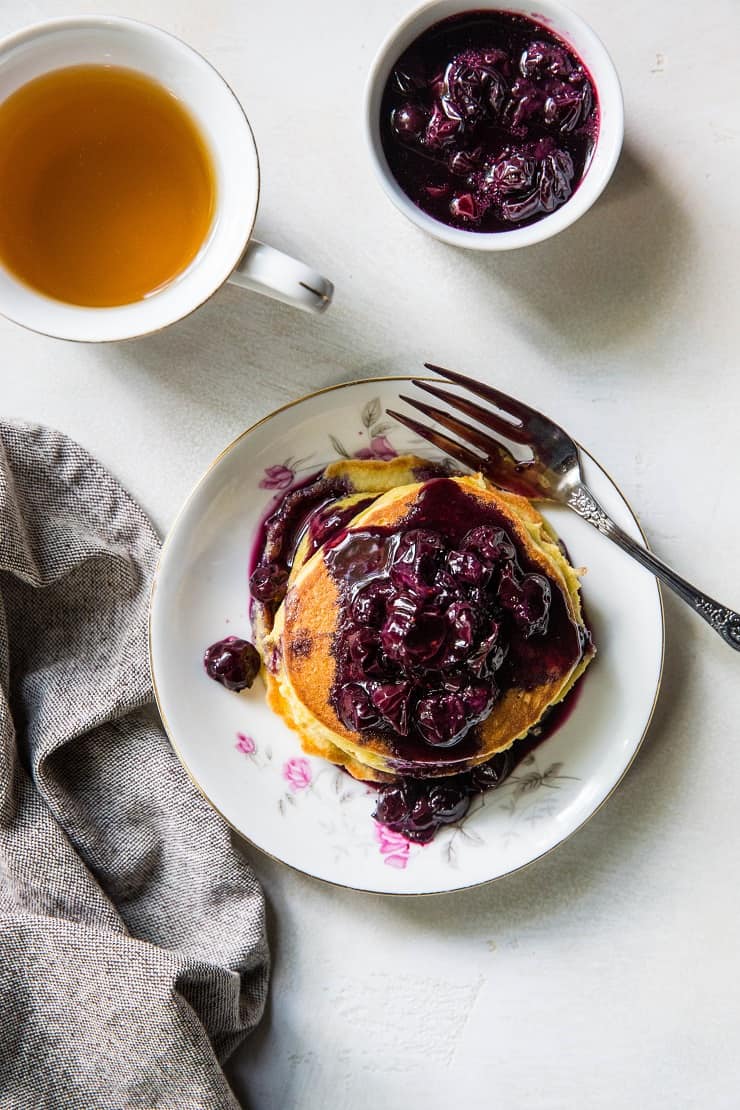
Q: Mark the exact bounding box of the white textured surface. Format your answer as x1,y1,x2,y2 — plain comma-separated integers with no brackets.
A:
1,0,738,1106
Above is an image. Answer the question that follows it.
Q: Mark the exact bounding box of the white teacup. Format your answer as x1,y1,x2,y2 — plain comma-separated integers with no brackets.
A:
0,16,334,341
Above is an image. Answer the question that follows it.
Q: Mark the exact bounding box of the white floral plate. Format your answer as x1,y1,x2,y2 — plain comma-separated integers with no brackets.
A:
150,378,664,895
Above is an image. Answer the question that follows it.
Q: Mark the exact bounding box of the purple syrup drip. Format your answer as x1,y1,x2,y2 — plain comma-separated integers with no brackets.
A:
248,471,347,620
379,10,599,233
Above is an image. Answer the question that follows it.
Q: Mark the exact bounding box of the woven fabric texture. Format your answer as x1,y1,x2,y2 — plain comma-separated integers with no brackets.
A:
0,422,269,1109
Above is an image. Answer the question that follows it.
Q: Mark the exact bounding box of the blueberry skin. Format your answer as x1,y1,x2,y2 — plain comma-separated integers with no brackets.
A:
203,636,261,692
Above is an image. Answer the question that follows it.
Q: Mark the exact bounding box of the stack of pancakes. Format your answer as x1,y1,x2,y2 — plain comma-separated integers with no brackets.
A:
257,456,594,783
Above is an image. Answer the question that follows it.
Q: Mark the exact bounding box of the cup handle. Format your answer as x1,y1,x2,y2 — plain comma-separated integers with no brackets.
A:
228,238,333,313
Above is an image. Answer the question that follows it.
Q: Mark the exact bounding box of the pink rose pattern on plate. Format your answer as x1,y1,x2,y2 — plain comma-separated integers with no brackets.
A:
259,400,400,491
259,463,295,490
328,398,399,463
259,454,315,492
235,732,256,755
353,434,397,461
283,757,312,792
375,823,411,869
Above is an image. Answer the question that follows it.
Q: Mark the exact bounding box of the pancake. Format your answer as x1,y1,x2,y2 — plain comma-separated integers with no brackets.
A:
256,462,593,783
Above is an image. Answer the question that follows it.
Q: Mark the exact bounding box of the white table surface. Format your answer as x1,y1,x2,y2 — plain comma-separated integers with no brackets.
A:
3,0,739,1106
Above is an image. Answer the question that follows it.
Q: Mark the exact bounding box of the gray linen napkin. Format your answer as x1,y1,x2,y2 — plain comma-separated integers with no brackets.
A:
0,422,269,1109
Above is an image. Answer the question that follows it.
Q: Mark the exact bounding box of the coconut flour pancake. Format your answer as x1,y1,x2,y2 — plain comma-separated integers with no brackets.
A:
251,457,594,786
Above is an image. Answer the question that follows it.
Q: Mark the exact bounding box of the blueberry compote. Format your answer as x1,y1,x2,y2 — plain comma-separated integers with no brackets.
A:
373,689,581,842
248,468,590,846
249,473,350,624
325,478,586,840
248,462,450,629
204,636,261,692
327,478,581,754
380,10,598,231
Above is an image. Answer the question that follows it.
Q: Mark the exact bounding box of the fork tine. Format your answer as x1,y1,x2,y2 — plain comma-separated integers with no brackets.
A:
412,379,533,446
398,395,520,471
424,363,539,427
385,409,487,473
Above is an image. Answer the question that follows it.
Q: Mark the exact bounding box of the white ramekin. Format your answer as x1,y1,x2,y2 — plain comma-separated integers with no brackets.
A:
364,0,624,250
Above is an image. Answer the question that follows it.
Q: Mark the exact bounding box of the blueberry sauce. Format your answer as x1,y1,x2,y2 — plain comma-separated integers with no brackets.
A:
372,678,584,842
204,636,261,692
249,472,348,621
307,497,378,556
248,460,451,629
246,467,591,845
380,10,599,232
326,478,583,770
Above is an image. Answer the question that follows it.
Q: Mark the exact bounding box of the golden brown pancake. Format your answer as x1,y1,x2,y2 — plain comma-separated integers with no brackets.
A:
258,461,593,783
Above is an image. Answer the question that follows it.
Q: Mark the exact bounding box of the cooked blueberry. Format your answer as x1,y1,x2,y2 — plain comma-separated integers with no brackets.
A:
543,81,590,133
520,41,573,80
379,592,418,652
389,529,443,594
351,580,393,626
416,691,469,747
432,569,459,608
249,562,289,603
392,102,429,140
371,681,415,736
439,600,477,664
499,568,551,635
446,549,489,585
486,69,508,116
504,77,545,131
443,56,486,121
467,622,507,677
489,151,538,195
336,683,380,731
500,188,543,223
461,680,497,720
346,626,385,677
373,782,413,826
537,148,574,211
424,103,462,150
425,782,470,824
203,636,261,692
449,147,483,176
462,525,516,565
468,752,510,791
381,598,447,667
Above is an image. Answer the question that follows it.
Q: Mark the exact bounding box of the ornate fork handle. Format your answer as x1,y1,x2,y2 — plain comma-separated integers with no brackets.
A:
567,484,740,651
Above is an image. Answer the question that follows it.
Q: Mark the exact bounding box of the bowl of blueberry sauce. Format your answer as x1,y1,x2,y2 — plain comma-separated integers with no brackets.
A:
365,1,623,249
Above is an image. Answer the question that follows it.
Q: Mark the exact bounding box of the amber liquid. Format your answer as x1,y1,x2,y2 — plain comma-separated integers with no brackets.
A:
0,65,216,307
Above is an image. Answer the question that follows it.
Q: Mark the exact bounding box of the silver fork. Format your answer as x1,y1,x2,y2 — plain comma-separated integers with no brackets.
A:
387,363,740,651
